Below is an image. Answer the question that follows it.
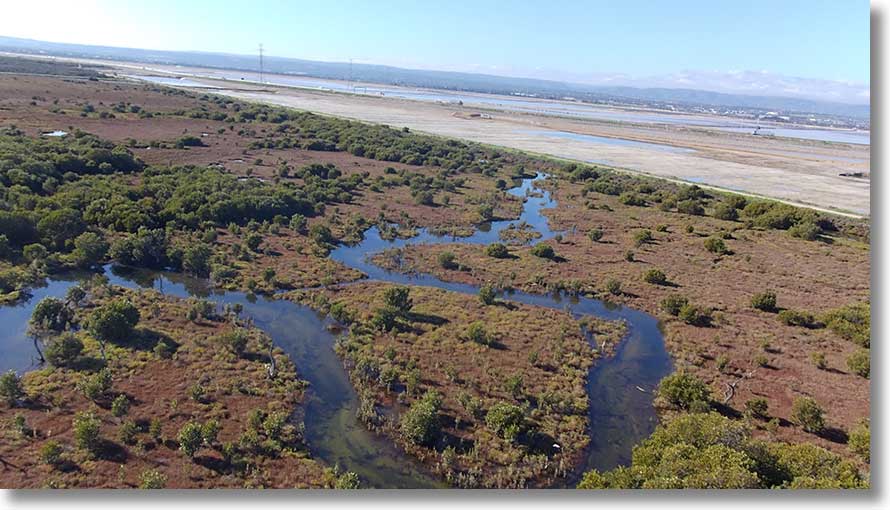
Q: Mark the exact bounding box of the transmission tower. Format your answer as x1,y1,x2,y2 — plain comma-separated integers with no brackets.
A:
258,43,264,84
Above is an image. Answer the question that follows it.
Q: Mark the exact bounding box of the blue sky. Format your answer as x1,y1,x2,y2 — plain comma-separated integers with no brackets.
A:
0,0,871,101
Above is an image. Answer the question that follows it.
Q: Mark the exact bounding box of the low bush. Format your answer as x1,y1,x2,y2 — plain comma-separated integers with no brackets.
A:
791,397,825,433
642,269,668,285
750,290,777,312
660,295,689,316
484,243,509,258
656,372,711,410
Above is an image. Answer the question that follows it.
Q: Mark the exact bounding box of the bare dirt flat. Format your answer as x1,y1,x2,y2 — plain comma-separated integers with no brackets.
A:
75,59,869,216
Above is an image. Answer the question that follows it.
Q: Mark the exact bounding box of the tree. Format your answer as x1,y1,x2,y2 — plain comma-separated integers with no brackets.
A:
483,243,509,259
530,242,555,259
38,208,86,251
382,286,412,316
72,232,109,267
485,401,525,442
44,333,84,367
400,391,441,446
182,242,213,277
0,370,24,406
371,306,399,332
657,372,711,410
88,299,140,345
478,284,496,306
178,421,204,458
22,243,47,263
791,397,825,433
30,297,72,333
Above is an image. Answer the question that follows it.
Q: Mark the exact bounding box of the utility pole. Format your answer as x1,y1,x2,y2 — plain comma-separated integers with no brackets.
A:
258,43,264,84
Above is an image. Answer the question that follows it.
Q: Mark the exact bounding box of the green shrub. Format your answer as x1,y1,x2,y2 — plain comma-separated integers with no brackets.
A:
704,237,728,255
791,397,825,433
178,421,204,458
846,349,869,378
633,229,653,247
111,394,130,417
370,306,399,332
642,268,668,285
1,370,24,406
334,471,361,489
437,251,457,269
619,192,646,207
484,242,509,258
139,469,167,489
78,368,112,401
605,279,622,296
789,221,822,241
744,398,769,420
810,352,827,370
750,290,777,312
118,419,138,444
657,372,711,410
87,299,140,344
530,242,555,259
40,439,64,466
44,333,84,367
678,304,712,326
382,286,413,315
677,199,705,216
822,303,870,347
588,228,604,242
400,391,442,446
713,203,739,221
478,284,496,306
847,421,870,463
216,328,249,356
30,297,73,333
466,321,493,346
660,295,689,316
485,401,525,442
72,411,102,455
778,309,819,328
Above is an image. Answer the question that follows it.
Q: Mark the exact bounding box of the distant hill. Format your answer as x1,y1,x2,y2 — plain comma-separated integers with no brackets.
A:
0,35,869,120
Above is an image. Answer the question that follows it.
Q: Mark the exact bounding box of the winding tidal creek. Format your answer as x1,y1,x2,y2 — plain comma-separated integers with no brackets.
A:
1,174,671,488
